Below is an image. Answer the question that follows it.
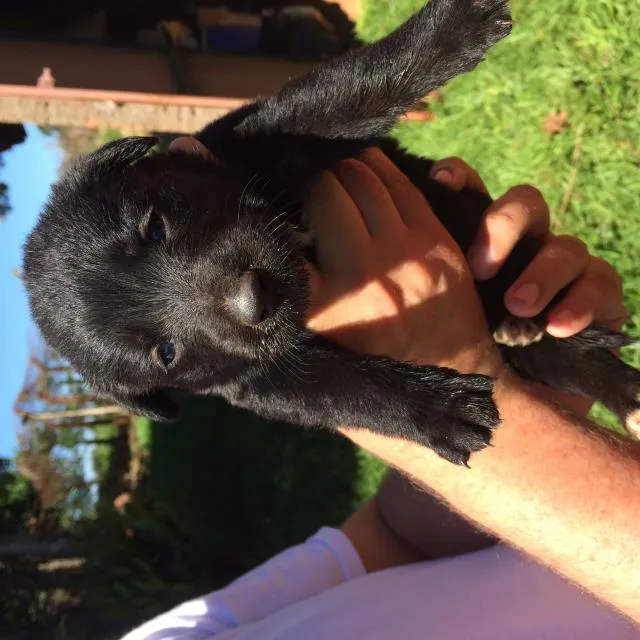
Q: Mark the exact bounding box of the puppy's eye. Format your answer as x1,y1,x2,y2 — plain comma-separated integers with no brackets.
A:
145,212,166,243
157,342,176,367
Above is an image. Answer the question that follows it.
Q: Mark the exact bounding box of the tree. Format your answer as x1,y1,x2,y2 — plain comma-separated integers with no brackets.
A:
0,123,26,153
0,458,37,535
0,155,8,221
0,180,9,221
0,123,27,221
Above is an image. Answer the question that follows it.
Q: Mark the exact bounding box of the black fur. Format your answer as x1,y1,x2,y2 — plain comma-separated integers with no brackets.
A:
23,0,640,465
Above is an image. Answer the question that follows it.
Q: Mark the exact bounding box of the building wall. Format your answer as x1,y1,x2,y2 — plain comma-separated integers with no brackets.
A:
0,38,313,98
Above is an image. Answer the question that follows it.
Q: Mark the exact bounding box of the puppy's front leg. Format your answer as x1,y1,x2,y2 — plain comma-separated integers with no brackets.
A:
235,0,512,142
228,336,499,465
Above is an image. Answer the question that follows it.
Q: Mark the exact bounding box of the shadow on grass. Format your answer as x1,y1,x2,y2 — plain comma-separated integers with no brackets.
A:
147,394,379,577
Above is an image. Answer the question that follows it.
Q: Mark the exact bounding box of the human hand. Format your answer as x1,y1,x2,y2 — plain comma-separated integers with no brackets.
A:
304,147,503,377
428,157,627,414
428,157,627,337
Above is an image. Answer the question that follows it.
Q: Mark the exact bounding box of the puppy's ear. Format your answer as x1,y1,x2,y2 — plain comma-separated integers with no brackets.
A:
72,136,158,183
112,389,181,423
235,0,511,140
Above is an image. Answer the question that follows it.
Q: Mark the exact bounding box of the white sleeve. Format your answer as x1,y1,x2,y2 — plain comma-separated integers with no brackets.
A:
120,527,365,640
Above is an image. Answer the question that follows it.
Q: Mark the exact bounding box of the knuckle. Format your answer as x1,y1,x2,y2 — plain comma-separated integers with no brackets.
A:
581,267,613,297
339,158,367,174
433,156,463,169
507,184,550,222
522,186,550,221
486,201,525,238
591,256,623,291
389,170,412,191
553,234,590,260
510,183,545,204
359,147,384,164
339,159,383,190
512,184,544,200
614,305,630,325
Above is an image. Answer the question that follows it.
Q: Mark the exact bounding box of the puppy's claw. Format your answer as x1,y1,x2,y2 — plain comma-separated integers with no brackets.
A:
404,368,499,465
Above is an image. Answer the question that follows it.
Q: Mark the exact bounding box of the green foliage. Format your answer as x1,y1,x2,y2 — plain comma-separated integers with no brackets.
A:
38,125,56,137
9,3,640,636
110,8,640,628
146,396,385,573
91,424,119,480
16,422,99,533
360,0,640,425
132,416,152,450
0,156,9,221
95,129,125,147
0,180,9,220
75,497,205,633
0,458,37,533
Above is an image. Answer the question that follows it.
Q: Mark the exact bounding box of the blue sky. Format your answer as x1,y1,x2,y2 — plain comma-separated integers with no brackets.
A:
0,125,62,459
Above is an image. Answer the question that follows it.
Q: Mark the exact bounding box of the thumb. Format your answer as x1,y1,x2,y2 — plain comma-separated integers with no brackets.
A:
429,157,489,195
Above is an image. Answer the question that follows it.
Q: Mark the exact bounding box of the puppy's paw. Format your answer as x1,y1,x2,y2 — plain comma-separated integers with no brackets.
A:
619,386,640,439
403,367,500,466
564,325,640,437
425,412,495,466
457,0,513,42
626,401,640,439
493,315,544,347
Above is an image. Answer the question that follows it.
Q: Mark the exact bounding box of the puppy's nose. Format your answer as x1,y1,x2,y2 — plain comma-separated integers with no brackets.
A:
227,270,273,326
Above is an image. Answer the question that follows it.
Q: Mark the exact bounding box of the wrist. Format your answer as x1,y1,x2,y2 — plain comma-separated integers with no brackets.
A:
339,369,535,476
414,336,505,379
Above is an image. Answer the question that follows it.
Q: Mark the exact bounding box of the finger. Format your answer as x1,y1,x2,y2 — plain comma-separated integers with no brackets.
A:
469,185,551,280
546,259,628,337
429,156,489,194
334,158,404,238
303,259,325,313
168,136,216,162
304,171,371,275
505,235,590,317
358,148,445,236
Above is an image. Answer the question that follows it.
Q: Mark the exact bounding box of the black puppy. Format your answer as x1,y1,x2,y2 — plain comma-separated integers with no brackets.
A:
24,0,640,465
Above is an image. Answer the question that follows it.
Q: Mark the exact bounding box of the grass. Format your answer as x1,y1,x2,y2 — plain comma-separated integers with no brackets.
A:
92,424,118,480
134,0,639,583
361,0,640,424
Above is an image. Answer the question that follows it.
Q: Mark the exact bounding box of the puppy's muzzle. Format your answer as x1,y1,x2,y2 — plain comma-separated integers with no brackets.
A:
227,269,277,326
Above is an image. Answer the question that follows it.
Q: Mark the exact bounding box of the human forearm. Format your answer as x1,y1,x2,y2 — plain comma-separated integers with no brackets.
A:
307,149,639,620
341,373,640,622
340,497,425,572
340,468,497,572
375,469,497,560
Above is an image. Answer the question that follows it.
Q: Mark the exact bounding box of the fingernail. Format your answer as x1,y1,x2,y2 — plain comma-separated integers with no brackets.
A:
432,168,454,187
546,310,574,335
550,310,573,324
507,283,540,311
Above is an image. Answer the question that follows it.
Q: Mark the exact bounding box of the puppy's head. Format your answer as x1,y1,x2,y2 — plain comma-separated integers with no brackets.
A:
23,136,309,420
23,0,512,420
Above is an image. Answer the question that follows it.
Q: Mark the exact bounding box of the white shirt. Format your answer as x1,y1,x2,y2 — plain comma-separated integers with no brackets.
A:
122,527,638,639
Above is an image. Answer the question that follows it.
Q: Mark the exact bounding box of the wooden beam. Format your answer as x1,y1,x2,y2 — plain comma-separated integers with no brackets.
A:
0,86,243,133
17,405,130,422
0,84,431,134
